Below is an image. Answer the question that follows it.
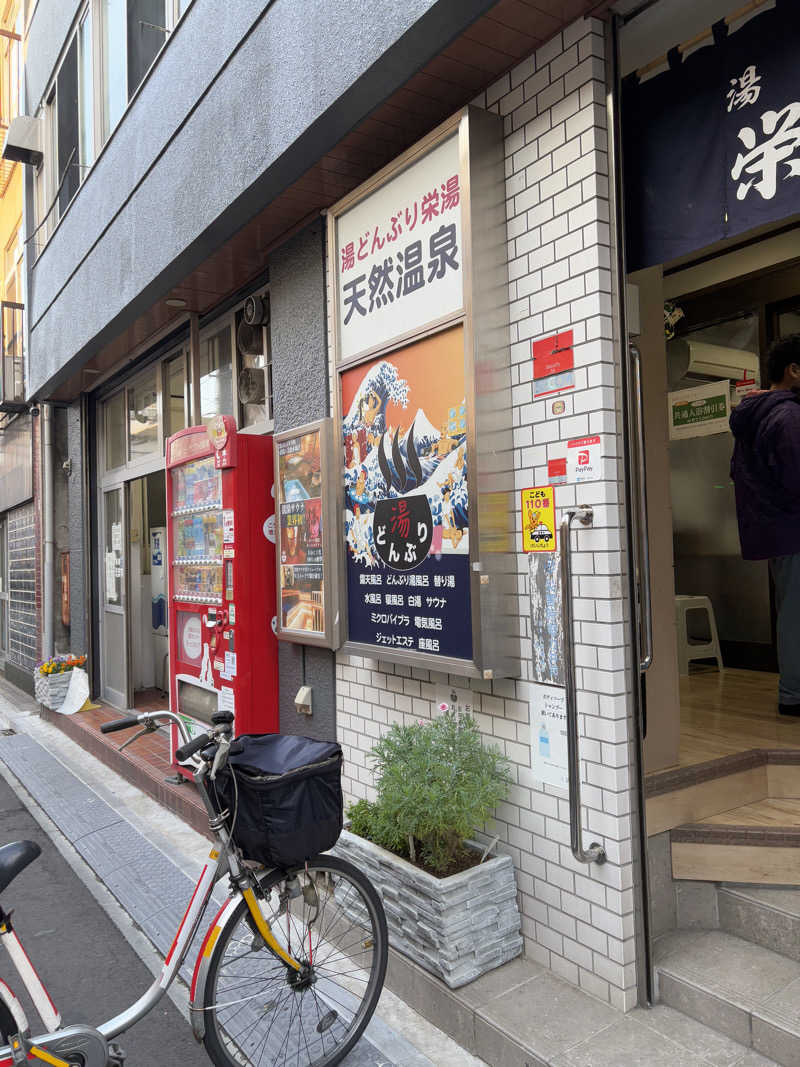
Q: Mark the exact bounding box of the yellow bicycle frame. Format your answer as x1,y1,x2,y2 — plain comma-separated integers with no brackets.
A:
241,888,301,972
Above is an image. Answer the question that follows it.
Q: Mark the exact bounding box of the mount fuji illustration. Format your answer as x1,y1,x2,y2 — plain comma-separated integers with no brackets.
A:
403,409,440,449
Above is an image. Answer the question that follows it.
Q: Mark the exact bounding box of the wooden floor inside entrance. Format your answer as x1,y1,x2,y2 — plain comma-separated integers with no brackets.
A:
677,667,800,769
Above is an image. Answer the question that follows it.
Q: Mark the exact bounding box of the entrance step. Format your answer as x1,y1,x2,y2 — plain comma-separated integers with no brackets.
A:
671,800,800,884
719,886,800,964
656,928,800,1065
646,749,800,836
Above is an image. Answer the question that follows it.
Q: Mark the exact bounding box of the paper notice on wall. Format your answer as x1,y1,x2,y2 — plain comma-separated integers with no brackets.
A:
218,686,235,716
224,651,237,678
55,668,90,716
223,510,235,544
532,331,575,397
668,380,730,440
732,377,759,407
566,435,602,483
105,553,117,601
111,523,122,553
530,682,568,790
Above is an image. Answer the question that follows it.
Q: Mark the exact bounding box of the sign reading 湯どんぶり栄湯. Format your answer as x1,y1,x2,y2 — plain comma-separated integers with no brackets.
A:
334,135,463,362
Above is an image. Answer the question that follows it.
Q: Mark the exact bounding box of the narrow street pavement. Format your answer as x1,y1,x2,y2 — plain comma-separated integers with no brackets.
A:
0,680,486,1067
0,772,208,1064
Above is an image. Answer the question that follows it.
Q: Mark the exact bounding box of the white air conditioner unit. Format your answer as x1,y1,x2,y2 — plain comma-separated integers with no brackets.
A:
667,340,760,388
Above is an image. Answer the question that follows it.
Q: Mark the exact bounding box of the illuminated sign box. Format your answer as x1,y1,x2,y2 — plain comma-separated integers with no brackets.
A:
328,107,520,680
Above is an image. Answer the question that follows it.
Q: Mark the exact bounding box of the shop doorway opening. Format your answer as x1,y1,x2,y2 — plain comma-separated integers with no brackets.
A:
99,471,167,712
635,237,800,878
127,473,169,713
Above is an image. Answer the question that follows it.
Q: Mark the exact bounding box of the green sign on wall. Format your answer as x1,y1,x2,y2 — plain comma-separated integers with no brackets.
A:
668,381,731,441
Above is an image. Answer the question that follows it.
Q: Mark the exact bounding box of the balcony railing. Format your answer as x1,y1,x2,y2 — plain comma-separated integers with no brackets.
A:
0,301,25,412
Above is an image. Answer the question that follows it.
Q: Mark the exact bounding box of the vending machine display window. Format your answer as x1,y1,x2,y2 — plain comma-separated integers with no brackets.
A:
274,418,340,649
176,611,204,667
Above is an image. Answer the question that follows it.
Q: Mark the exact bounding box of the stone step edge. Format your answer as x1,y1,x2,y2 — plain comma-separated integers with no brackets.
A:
392,944,770,1067
672,823,800,847
720,884,800,919
657,960,800,1065
385,946,539,1065
646,748,800,800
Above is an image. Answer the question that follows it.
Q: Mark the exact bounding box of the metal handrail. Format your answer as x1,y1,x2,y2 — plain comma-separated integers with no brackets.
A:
629,341,653,672
560,506,606,866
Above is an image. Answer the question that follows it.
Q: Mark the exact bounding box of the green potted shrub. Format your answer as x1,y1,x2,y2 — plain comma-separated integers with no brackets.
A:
334,712,523,988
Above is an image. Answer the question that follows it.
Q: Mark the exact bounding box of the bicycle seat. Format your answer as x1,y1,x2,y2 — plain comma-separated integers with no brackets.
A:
0,841,41,895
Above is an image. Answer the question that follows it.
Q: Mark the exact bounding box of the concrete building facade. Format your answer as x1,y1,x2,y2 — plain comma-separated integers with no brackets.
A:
15,0,800,1056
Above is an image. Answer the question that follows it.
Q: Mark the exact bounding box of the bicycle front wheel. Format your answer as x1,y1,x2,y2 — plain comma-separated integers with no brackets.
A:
202,854,388,1067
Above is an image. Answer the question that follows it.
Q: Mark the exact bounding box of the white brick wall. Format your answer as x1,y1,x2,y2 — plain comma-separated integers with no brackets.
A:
333,18,638,1012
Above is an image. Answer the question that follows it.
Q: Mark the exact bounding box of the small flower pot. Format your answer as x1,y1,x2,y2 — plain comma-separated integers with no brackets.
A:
34,670,74,711
333,828,523,988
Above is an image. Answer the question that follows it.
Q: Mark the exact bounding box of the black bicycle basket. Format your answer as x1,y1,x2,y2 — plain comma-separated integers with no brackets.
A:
210,733,343,868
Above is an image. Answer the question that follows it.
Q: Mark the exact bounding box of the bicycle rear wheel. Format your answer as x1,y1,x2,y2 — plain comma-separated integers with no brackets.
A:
202,854,387,1067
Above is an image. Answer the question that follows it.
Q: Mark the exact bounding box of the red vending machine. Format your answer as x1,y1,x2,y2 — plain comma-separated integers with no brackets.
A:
165,415,279,768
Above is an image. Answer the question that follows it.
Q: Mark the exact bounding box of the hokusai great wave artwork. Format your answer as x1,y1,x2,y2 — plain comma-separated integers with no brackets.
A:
340,327,473,660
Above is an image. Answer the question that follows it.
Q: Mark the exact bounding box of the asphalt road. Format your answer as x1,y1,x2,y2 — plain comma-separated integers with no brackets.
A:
0,773,209,1065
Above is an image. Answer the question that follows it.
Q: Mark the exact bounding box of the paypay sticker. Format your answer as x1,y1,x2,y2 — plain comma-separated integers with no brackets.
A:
521,486,556,552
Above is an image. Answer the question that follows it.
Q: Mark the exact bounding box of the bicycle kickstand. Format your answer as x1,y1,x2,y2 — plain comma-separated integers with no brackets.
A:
108,1042,126,1066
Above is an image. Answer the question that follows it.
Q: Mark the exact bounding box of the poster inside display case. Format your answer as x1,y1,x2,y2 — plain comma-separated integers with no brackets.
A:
274,419,340,648
341,326,471,659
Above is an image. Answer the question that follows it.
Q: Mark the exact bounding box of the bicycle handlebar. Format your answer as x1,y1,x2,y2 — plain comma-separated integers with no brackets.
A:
100,716,140,734
100,710,234,767
175,732,214,762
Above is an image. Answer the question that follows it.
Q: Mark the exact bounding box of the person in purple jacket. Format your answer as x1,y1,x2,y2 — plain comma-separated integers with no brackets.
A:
730,334,800,716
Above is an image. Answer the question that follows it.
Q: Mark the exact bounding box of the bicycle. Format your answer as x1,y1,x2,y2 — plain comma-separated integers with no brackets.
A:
0,709,388,1067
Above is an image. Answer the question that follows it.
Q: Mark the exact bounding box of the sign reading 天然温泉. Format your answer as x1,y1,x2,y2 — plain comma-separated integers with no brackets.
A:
329,109,519,678
335,136,463,362
623,0,800,271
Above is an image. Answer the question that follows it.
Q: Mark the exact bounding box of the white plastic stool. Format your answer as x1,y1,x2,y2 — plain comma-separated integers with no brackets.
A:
675,595,723,675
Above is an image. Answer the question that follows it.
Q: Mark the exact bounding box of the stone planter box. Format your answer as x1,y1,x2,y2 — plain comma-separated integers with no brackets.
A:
333,828,523,988
34,670,73,711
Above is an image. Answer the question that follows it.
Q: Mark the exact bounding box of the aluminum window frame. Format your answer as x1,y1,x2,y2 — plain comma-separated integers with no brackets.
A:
100,340,188,482
32,0,196,257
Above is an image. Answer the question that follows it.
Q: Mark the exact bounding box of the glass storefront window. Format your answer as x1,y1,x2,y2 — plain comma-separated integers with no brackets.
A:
199,324,233,428
165,353,187,439
104,390,126,470
127,367,159,460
